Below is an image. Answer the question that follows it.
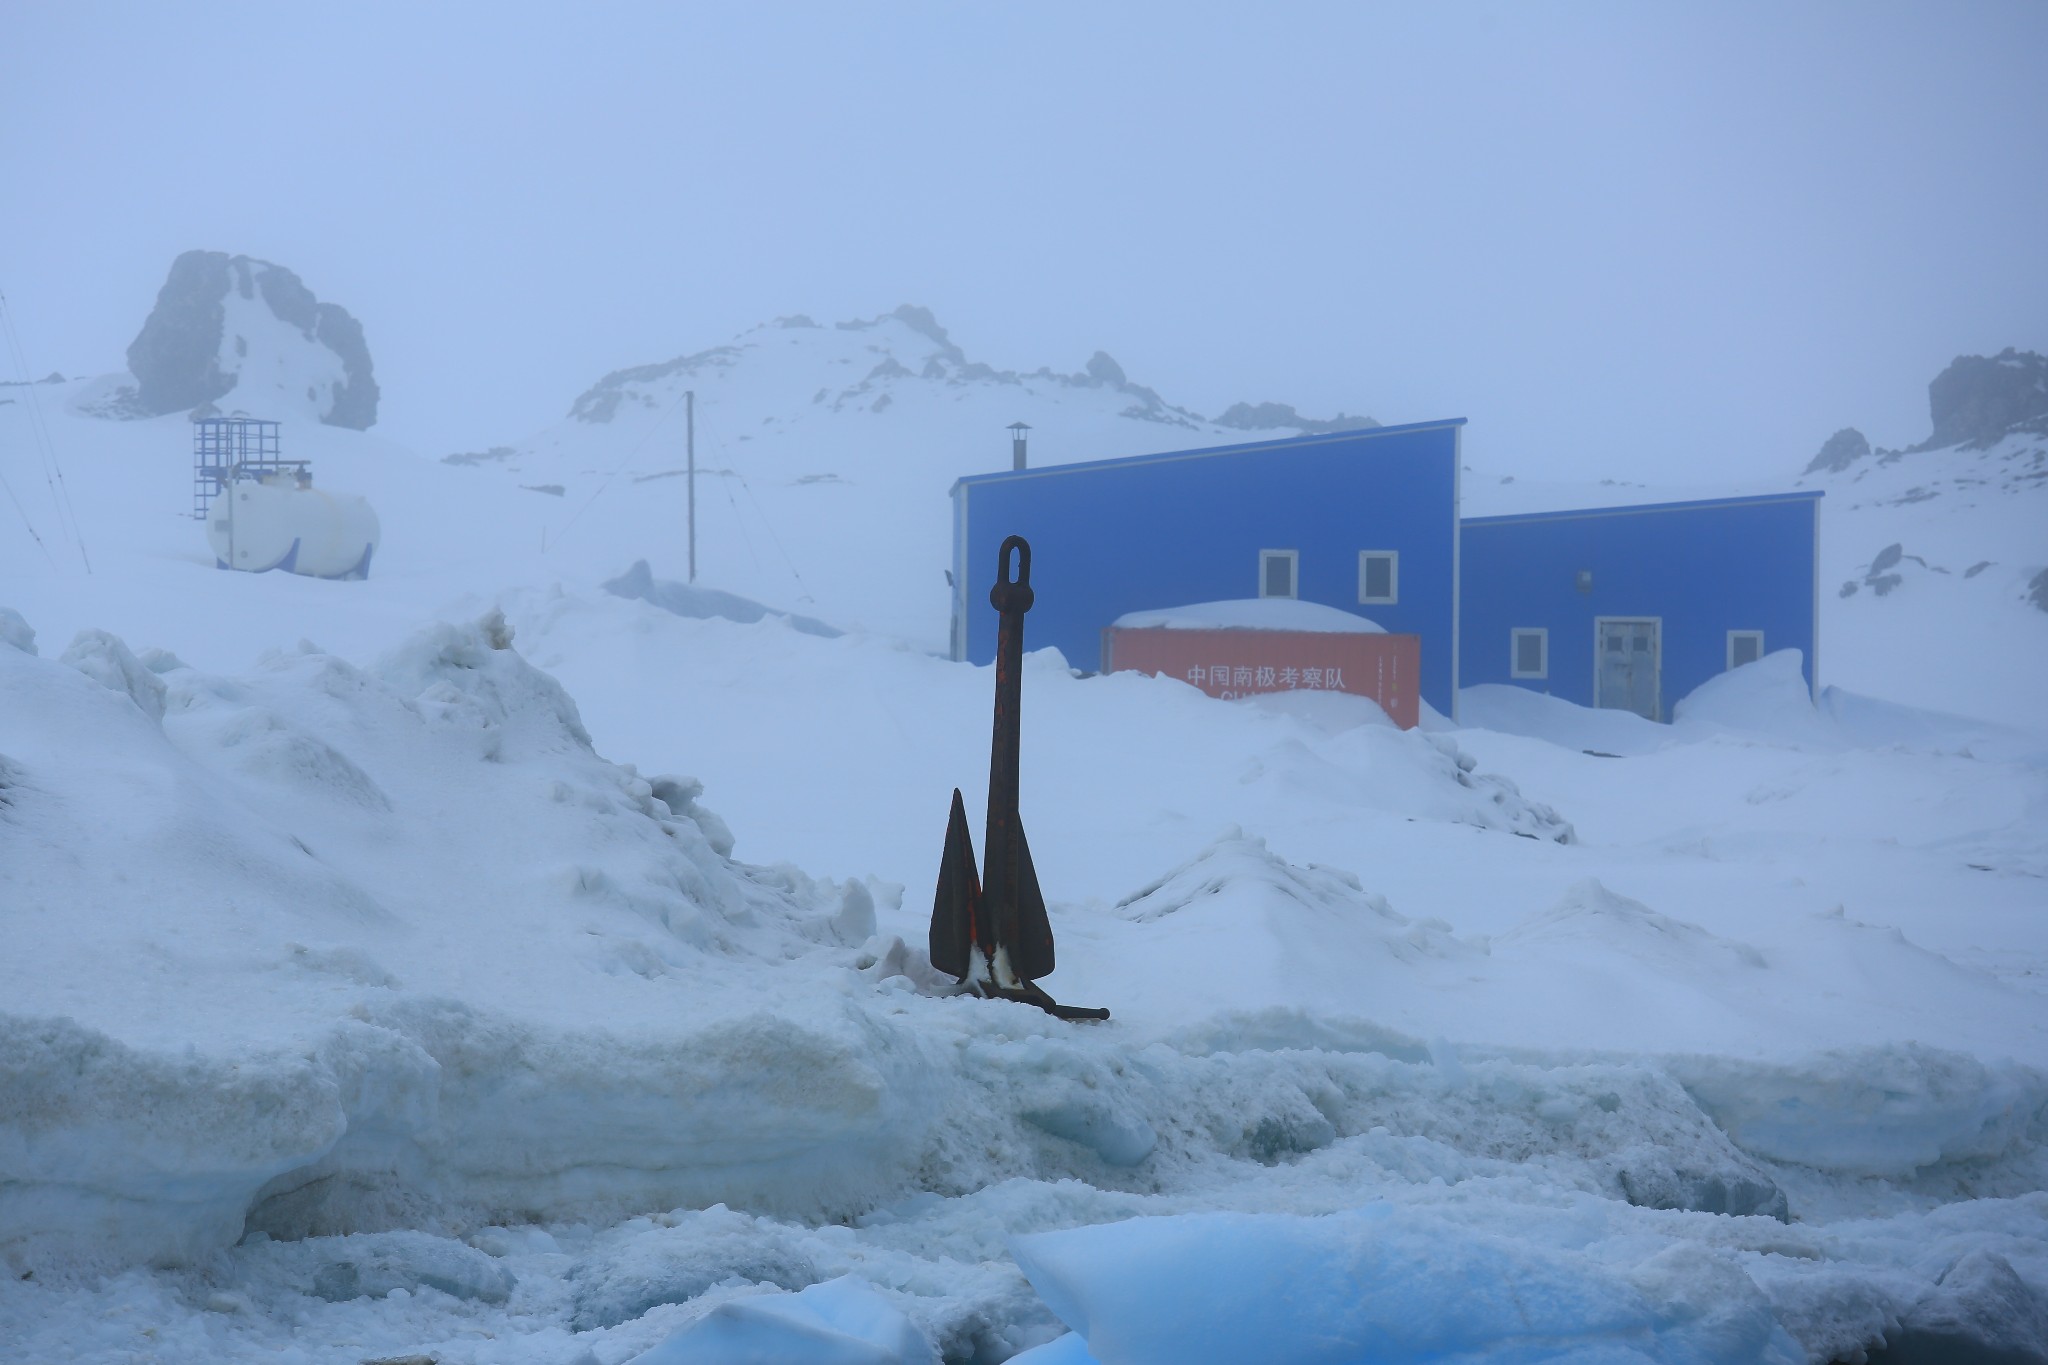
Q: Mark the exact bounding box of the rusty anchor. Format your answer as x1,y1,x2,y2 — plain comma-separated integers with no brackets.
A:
930,535,1109,1021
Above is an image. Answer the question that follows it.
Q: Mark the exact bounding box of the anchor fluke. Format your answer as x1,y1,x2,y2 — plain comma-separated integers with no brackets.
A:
1003,816,1055,983
930,788,981,980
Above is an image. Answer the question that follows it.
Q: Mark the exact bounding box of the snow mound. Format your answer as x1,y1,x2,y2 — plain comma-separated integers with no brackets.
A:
1224,719,1576,843
604,559,843,638
630,1274,934,1364
59,627,168,722
1111,598,1386,633
1458,682,1673,756
1115,829,1475,971
0,606,34,655
1495,880,1768,974
1671,649,1835,746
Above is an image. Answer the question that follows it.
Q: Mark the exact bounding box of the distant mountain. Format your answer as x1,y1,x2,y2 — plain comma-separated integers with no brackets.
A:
548,304,1364,441
445,304,1384,645
83,250,379,428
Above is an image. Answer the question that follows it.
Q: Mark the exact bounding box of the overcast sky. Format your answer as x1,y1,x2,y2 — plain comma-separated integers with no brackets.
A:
3,2,2044,480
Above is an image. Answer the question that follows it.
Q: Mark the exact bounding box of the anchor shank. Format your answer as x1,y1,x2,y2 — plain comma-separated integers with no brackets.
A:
982,536,1033,973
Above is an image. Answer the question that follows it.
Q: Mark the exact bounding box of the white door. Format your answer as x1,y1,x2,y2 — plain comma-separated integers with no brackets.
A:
1595,618,1661,720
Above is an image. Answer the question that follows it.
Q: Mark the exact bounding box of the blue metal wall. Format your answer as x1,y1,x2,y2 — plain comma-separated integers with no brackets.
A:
1458,493,1822,717
953,420,1464,715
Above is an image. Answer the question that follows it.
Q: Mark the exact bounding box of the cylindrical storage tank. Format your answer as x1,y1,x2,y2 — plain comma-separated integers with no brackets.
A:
206,474,380,579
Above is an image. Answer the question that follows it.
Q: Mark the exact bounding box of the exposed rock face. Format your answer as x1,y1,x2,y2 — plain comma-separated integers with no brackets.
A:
1214,401,1380,435
1805,426,1871,475
123,250,379,428
1085,351,1128,387
1923,348,2048,451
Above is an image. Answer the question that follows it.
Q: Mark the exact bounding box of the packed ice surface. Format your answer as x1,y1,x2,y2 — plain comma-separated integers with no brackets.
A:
2,313,2046,1361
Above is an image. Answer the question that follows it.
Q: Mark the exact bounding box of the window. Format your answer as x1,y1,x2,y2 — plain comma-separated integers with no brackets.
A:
1259,549,1298,599
1727,630,1764,669
1511,628,1548,679
1358,550,1399,605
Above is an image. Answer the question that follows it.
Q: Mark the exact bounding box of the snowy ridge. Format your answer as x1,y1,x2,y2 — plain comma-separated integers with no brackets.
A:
1800,422,2048,726
449,307,1356,645
563,307,1213,431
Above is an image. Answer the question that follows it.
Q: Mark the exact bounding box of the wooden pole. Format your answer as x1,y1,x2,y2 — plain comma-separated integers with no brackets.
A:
686,389,696,583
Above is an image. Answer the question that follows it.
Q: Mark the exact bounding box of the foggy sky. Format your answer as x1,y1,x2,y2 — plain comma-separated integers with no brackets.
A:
3,2,2044,482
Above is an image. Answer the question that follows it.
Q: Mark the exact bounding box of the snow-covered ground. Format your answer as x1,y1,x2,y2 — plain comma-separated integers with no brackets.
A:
2,313,2045,1363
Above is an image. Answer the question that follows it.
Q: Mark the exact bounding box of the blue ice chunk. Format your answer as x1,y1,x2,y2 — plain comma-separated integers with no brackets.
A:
1011,1204,1800,1365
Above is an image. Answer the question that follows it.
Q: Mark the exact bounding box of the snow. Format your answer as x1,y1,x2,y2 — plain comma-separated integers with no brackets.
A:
2,309,2046,1362
1110,598,1386,633
630,1275,932,1364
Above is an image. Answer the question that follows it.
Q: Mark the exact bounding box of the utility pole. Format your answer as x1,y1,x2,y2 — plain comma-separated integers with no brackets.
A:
686,389,696,582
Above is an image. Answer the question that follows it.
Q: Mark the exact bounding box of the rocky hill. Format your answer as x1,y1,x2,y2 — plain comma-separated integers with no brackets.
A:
1795,348,2048,722
89,250,379,428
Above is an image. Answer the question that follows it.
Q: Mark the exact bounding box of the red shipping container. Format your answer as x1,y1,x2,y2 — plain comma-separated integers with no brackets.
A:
1102,624,1421,729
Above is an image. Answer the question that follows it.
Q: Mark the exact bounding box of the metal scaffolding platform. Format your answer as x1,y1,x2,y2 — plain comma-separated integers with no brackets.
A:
191,416,303,520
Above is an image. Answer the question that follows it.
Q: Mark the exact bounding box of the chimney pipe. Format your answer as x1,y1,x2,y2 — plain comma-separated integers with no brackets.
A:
1008,421,1031,471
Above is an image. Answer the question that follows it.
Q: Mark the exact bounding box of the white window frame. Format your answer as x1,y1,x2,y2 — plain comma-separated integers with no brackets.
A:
1357,550,1399,605
1510,627,1548,679
1727,629,1765,670
1258,548,1298,600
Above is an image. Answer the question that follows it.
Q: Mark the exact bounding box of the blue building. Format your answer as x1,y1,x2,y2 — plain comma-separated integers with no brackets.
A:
951,420,1465,716
950,423,1820,722
1459,493,1821,721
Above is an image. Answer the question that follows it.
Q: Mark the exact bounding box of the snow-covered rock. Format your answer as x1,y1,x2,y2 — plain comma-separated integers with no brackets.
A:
114,250,379,427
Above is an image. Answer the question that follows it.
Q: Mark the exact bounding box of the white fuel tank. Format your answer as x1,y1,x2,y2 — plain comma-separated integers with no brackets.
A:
207,473,380,579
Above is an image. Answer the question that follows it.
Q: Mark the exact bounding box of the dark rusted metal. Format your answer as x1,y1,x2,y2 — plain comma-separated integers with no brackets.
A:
929,787,982,980
930,535,1107,1021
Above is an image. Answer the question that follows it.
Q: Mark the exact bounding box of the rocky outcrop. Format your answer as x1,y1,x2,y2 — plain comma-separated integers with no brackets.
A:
123,250,379,428
1804,426,1871,475
125,251,233,414
1214,401,1380,436
1922,348,2048,451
